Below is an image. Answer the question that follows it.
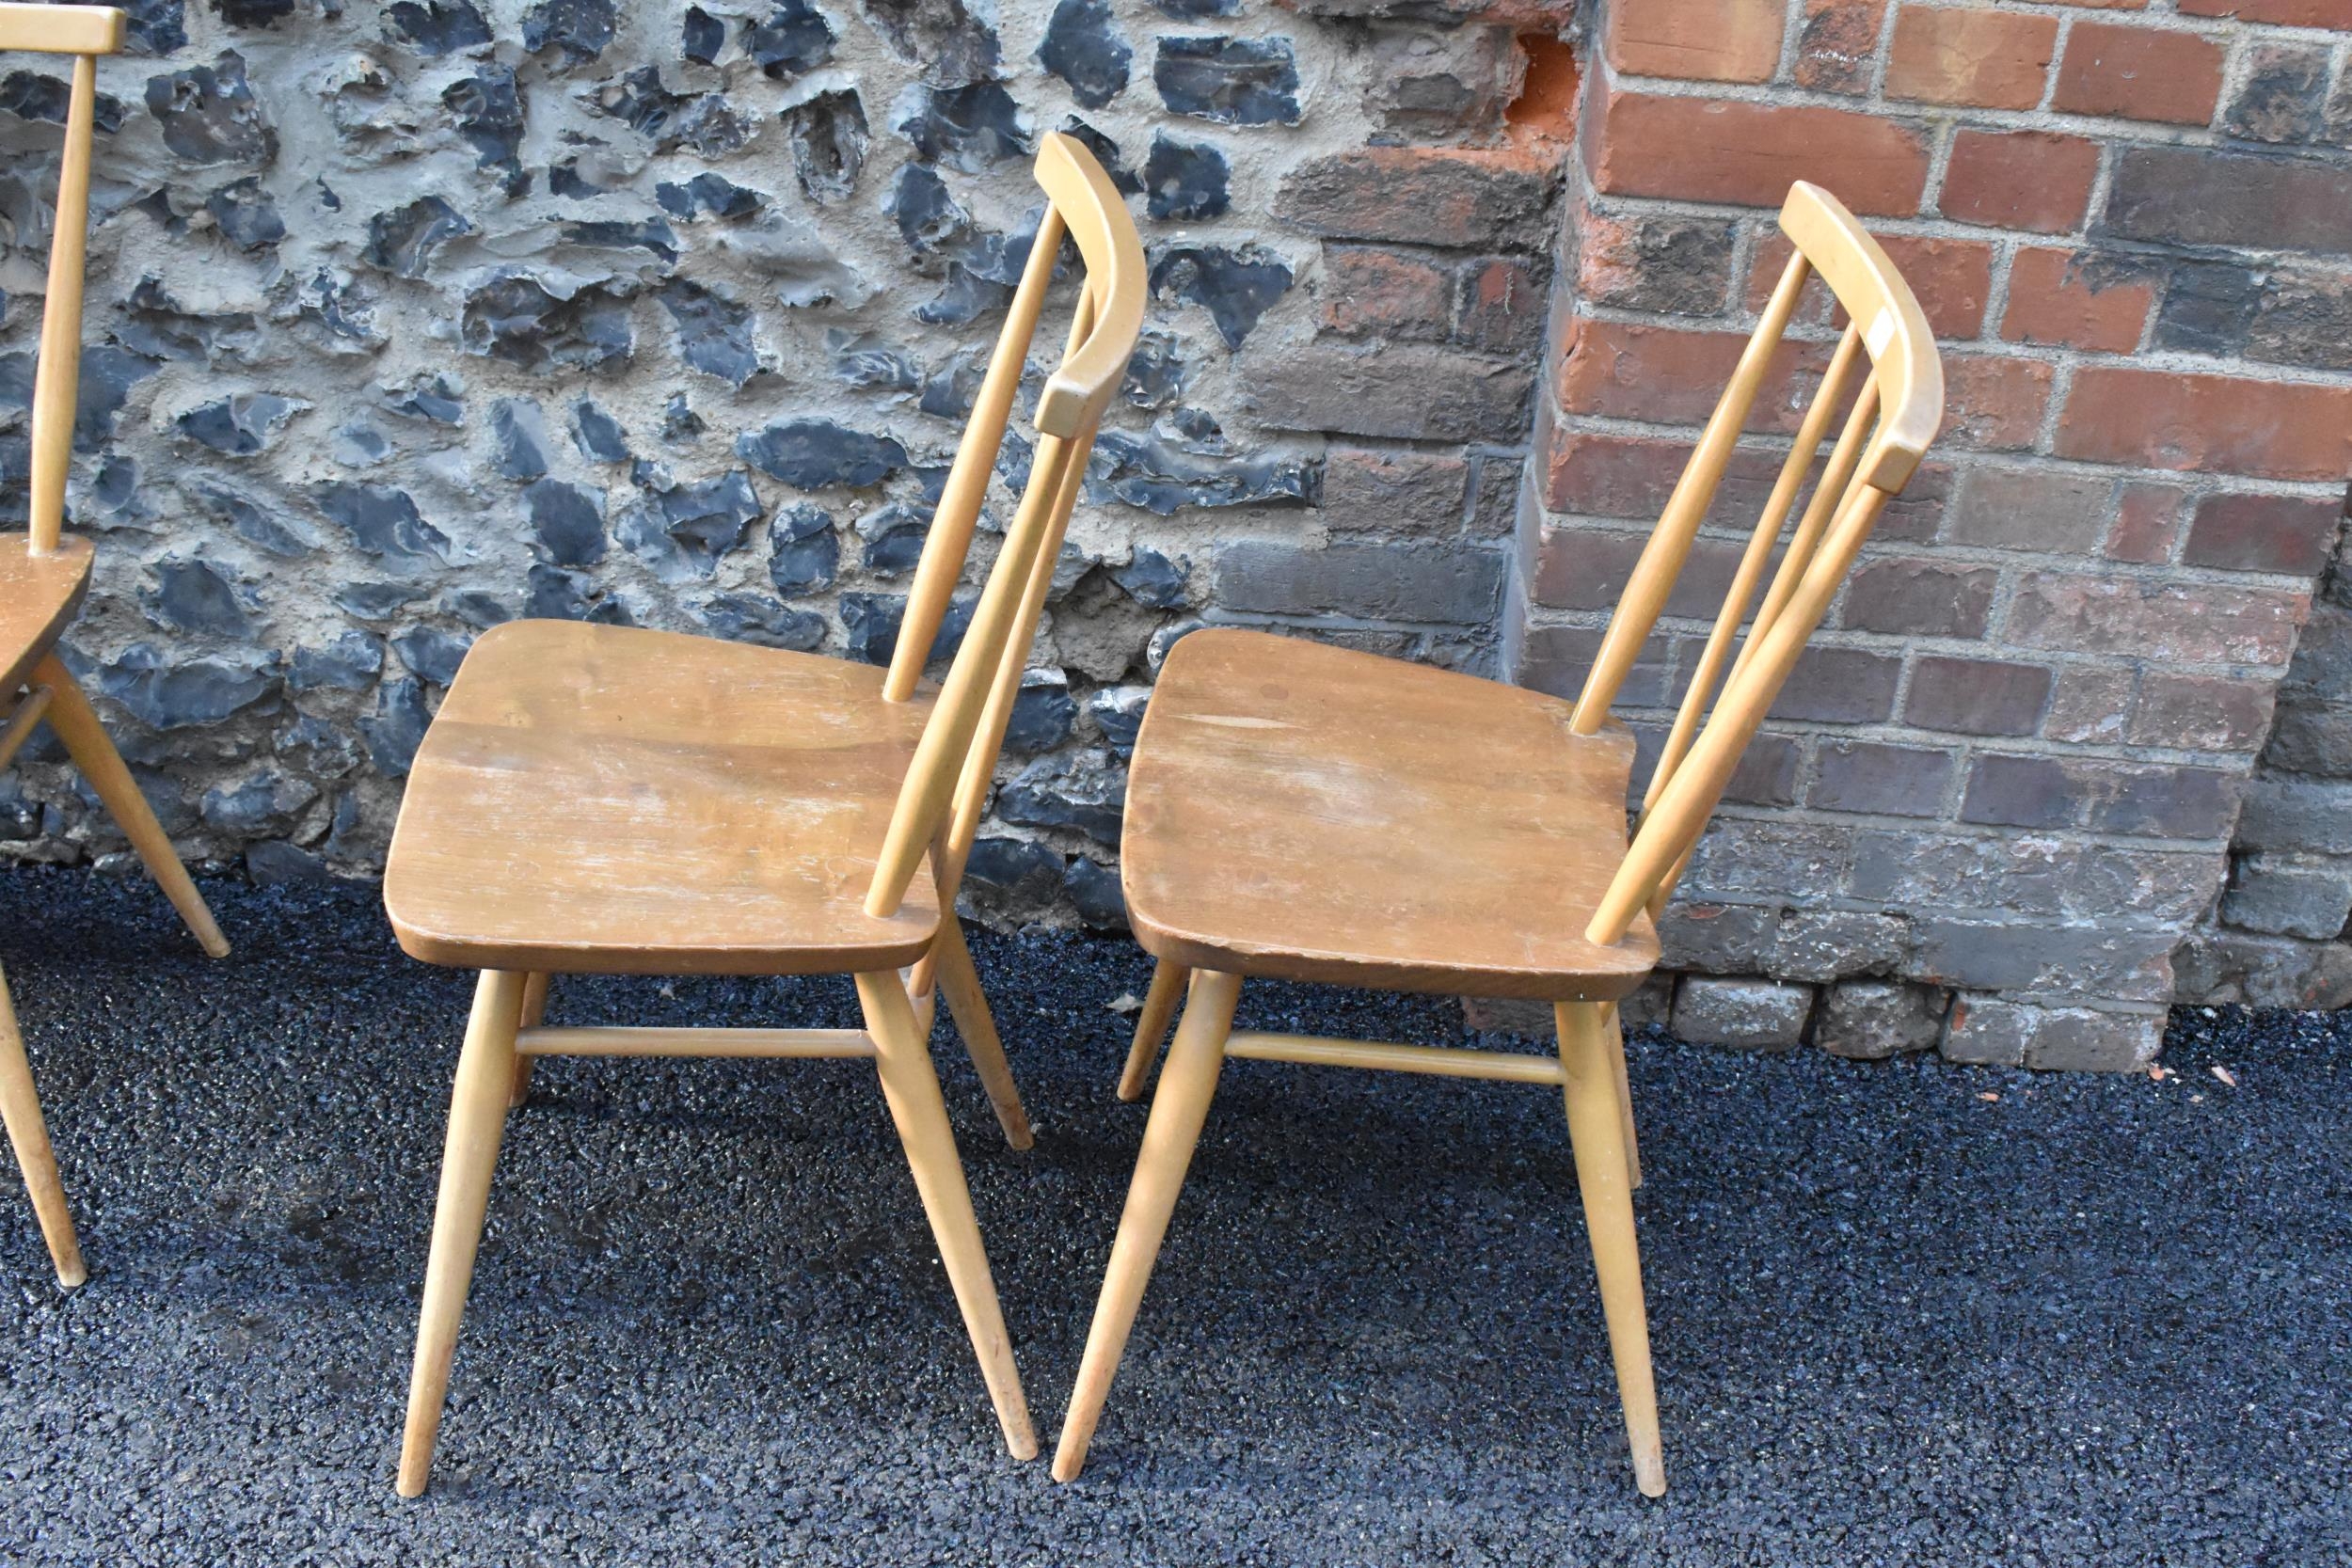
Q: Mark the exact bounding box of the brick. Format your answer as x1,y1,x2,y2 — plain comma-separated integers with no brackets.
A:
2106,481,2185,564
2072,844,2229,921
2267,696,2352,774
1211,539,1506,623
1321,245,1450,341
2153,259,2264,358
2174,930,2352,1010
1913,920,2176,994
2056,368,2352,483
1605,0,1782,84
2019,1007,2164,1072
1885,6,2057,110
2247,269,2352,374
1945,464,2110,555
2082,762,2242,839
1811,741,1954,816
1792,0,1888,95
1249,341,1532,442
1512,622,1670,705
1749,233,1994,341
1575,209,1737,316
1454,254,1547,356
1585,81,1931,215
1905,655,2052,735
1940,355,2055,451
1999,247,2153,354
1322,446,1468,532
2050,21,2223,125
1469,454,1521,540
2234,772,2352,855
1633,724,1800,805
2182,492,2344,577
1524,521,1754,616
1960,753,2075,829
2106,145,2352,257
2043,664,2135,745
1556,318,1832,432
2177,0,2352,24
2221,43,2330,145
1851,830,2074,915
1538,426,1690,518
2130,671,2277,752
1816,980,1947,1059
2220,853,2352,940
1276,145,1555,249
1939,130,2100,233
1939,994,2029,1066
2008,570,2310,666
1839,557,1995,637
1772,646,1903,723
1671,976,1814,1050
1763,910,1911,982
1656,902,1779,974
1686,818,1856,900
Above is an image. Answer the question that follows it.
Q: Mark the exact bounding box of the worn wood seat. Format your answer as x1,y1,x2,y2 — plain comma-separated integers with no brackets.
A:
0,534,92,695
384,619,942,976
1056,181,1948,1497
1123,628,1659,1001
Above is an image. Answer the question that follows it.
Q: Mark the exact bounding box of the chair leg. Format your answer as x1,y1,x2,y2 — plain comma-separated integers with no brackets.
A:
0,961,84,1289
397,969,527,1498
1054,968,1240,1481
1114,958,1191,1102
32,655,229,960
931,917,1032,1151
1604,1003,1642,1192
855,970,1037,1460
505,973,550,1109
1555,1001,1665,1497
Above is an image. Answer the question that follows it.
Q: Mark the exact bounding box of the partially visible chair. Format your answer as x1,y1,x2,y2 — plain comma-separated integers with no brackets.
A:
1056,182,1946,1495
381,132,1145,1497
0,4,230,1292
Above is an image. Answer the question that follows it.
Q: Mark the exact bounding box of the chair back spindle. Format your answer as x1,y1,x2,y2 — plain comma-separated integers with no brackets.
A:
1575,182,1945,947
866,133,1144,920
7,5,125,557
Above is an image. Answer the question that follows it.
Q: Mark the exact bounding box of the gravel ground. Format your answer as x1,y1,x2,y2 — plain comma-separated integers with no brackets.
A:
0,868,2343,1565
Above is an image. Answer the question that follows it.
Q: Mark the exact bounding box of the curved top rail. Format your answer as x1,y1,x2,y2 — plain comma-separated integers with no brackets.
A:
1030,131,1147,438
1778,181,1942,492
0,5,123,54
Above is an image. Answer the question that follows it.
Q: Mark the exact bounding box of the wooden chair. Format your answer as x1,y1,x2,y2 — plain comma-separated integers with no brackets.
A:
0,4,230,1292
1055,182,1944,1494
381,132,1144,1497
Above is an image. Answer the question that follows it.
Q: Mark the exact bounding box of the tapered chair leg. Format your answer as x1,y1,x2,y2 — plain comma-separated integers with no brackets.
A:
505,973,550,1109
0,963,83,1290
398,969,527,1498
1556,1001,1665,1497
932,918,1032,1150
32,656,229,960
1055,967,1240,1481
1604,1003,1642,1191
855,970,1037,1459
1114,959,1191,1102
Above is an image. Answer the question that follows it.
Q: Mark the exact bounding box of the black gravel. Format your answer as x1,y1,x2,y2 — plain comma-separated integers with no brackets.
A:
0,868,2344,1565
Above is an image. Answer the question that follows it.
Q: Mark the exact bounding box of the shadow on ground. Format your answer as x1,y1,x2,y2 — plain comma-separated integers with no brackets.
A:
0,868,2344,1564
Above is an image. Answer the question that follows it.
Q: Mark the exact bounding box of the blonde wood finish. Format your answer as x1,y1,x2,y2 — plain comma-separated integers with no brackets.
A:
1070,182,1947,1494
856,970,1038,1459
27,50,99,555
504,972,548,1107
386,130,1144,1493
0,686,55,775
1225,1031,1566,1086
515,1026,875,1058
1557,1001,1664,1497
0,960,83,1288
1054,968,1240,1481
1121,630,1661,1000
398,969,526,1498
37,656,229,958
0,4,122,55
933,916,1033,1150
0,537,91,693
1114,958,1189,1101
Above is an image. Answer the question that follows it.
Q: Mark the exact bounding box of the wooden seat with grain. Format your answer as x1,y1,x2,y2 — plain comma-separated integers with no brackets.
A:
0,4,231,1295
385,131,1146,1497
1055,181,1947,1496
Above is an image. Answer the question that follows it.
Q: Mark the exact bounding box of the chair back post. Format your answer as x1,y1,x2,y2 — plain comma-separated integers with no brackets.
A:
866,133,1144,920
11,6,125,557
1578,181,1944,947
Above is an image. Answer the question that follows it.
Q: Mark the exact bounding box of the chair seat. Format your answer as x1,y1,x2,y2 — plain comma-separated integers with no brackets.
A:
1120,629,1662,1001
383,620,943,976
0,533,92,694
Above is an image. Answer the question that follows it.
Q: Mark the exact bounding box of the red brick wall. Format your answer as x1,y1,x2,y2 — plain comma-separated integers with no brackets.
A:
1504,0,2352,1067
